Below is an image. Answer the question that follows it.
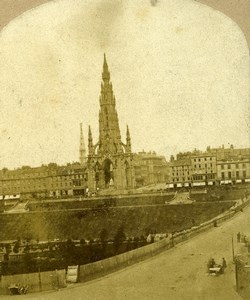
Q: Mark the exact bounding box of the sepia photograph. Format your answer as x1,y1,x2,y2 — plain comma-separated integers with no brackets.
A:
0,0,249,299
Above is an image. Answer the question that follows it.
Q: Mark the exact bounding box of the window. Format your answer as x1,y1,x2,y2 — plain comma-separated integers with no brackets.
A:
236,164,239,169
221,172,225,180
236,171,239,179
221,165,224,170
243,171,246,178
228,172,231,179
243,164,246,168
228,165,231,169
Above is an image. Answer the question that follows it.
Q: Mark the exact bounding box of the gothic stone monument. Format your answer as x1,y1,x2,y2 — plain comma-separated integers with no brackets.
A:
87,55,135,192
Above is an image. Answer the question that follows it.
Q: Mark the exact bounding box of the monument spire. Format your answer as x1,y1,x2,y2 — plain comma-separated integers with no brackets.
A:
126,125,131,153
86,55,135,191
79,123,86,165
88,125,94,155
102,53,110,82
98,54,122,154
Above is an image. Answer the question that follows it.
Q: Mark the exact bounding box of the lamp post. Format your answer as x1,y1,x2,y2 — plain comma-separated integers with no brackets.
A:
37,257,42,292
232,236,235,262
235,259,239,292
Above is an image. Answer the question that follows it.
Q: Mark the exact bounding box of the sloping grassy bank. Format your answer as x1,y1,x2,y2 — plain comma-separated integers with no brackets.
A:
0,201,234,241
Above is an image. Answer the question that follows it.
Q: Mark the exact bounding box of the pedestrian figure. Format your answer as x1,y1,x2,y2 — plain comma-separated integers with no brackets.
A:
222,258,227,268
244,235,247,244
208,258,216,269
211,258,216,268
241,232,245,243
237,232,241,242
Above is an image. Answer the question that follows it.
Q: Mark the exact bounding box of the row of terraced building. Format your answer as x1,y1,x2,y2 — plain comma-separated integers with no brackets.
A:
168,145,250,188
0,152,168,200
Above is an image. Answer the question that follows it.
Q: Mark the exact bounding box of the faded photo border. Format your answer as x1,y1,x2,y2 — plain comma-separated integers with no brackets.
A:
0,0,249,47
0,0,249,298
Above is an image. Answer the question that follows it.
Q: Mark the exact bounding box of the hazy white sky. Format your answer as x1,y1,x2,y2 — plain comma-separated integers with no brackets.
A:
0,0,249,169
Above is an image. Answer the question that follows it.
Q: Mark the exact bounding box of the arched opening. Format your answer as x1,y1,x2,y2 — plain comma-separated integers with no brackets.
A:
103,159,114,187
125,160,130,187
95,162,102,188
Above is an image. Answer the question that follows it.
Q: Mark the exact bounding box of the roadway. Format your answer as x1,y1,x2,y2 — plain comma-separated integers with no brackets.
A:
6,204,250,300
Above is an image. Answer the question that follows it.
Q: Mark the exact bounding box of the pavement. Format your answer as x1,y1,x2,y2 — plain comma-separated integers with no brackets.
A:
5,201,29,213
4,204,250,300
168,191,194,204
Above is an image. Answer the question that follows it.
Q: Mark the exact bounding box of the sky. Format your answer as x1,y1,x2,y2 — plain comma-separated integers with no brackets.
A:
0,0,249,169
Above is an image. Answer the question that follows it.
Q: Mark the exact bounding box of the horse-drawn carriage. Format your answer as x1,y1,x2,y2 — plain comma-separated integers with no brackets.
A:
8,284,28,295
208,265,223,275
207,258,226,276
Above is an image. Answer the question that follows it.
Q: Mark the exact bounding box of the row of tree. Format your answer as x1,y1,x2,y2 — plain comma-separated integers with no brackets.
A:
1,226,151,275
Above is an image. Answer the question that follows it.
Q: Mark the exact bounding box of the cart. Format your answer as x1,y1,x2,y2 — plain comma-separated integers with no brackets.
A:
208,265,223,276
8,284,28,295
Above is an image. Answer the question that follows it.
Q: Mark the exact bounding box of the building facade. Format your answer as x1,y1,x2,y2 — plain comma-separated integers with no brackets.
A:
169,157,192,188
86,55,135,192
0,163,86,200
217,158,250,185
134,151,169,187
191,154,217,186
208,145,250,184
168,146,250,188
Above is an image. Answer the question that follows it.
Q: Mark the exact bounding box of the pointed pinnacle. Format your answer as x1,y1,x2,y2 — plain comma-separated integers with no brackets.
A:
88,125,92,138
102,53,110,81
104,53,107,65
126,125,131,140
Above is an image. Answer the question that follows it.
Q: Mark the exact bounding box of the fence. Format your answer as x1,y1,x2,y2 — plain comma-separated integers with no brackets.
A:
0,269,66,295
79,237,173,282
79,196,250,283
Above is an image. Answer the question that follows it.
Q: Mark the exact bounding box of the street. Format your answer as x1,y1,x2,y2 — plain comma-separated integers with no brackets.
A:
5,205,250,300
